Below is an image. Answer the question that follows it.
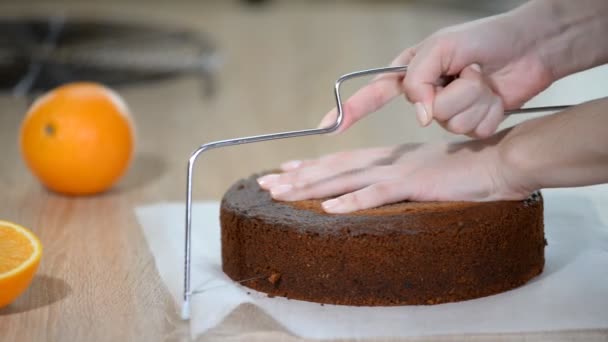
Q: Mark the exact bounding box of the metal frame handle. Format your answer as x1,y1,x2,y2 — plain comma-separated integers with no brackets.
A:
180,65,571,319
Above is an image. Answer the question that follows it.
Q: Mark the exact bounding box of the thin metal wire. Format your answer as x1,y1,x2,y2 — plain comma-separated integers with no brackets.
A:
181,65,572,320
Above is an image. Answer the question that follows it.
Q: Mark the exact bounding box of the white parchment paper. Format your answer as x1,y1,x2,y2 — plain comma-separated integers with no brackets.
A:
135,186,608,339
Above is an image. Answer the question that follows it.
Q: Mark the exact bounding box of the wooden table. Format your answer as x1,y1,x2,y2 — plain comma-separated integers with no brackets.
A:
0,1,606,341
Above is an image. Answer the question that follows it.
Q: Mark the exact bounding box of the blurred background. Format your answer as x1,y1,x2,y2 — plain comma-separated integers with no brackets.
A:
1,0,606,200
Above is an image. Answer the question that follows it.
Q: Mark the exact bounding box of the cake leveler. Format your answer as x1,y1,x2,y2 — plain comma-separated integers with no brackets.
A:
181,65,572,320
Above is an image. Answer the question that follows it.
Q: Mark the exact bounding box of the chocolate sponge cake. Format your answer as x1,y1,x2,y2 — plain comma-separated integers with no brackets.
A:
221,174,545,306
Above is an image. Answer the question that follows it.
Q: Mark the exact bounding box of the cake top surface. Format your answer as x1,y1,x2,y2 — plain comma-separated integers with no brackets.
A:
221,174,542,235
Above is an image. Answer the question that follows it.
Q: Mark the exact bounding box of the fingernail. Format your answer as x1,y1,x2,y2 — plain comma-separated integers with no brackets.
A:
317,111,336,129
270,184,293,197
415,102,430,126
423,103,433,125
470,63,482,72
257,174,281,188
280,160,302,171
322,199,342,213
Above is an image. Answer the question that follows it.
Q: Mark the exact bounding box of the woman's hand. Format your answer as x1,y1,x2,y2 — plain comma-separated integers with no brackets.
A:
257,133,533,214
319,0,608,138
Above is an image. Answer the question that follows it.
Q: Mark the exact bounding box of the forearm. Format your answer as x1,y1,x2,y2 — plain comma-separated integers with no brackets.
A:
500,97,608,191
507,0,608,80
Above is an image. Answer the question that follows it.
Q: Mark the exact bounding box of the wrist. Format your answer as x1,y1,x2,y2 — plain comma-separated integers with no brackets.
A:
499,1,562,83
495,123,542,196
511,0,608,80
496,98,608,194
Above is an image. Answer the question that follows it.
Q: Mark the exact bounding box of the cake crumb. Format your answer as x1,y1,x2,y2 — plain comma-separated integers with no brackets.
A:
268,272,282,286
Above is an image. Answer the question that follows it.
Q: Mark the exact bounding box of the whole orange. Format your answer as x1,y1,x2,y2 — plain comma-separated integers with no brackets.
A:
19,82,135,195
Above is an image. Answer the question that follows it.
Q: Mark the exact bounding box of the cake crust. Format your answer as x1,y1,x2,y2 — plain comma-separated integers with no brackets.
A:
221,174,545,306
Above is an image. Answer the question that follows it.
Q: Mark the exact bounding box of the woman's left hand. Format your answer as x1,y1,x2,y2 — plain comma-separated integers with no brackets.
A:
257,134,533,214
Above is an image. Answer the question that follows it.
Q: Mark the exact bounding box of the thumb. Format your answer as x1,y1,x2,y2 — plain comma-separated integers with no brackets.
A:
403,46,456,127
404,77,436,127
403,78,438,127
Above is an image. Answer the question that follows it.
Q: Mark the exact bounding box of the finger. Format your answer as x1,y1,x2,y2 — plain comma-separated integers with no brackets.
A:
402,43,450,126
272,165,397,201
262,166,329,193
433,64,485,122
267,147,394,190
261,155,338,189
257,173,282,190
444,104,489,135
317,48,417,132
280,159,315,171
321,179,414,214
470,98,505,139
260,159,352,191
317,76,404,132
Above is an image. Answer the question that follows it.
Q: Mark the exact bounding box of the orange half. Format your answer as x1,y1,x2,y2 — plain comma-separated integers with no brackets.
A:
0,220,42,307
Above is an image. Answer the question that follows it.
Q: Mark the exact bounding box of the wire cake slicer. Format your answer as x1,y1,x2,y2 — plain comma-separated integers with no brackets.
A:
181,65,572,320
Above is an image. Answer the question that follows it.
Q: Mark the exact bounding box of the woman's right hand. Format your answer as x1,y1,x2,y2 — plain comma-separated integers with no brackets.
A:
319,3,557,138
